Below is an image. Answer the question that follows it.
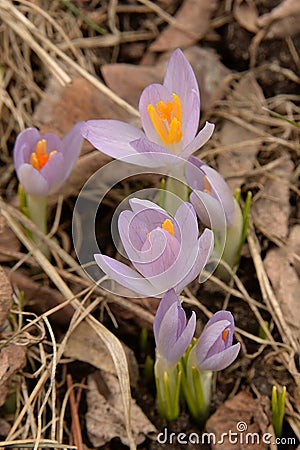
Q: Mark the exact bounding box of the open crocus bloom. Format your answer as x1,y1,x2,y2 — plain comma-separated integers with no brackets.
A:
191,310,240,371
81,49,214,168
94,198,214,297
13,123,83,196
154,289,196,368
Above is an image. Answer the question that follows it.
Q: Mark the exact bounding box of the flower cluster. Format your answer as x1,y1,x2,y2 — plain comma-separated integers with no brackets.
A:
13,48,246,424
153,289,240,421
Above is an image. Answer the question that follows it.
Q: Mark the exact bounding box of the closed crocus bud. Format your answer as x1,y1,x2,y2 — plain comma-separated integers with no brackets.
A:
154,289,196,421
14,123,83,196
192,310,240,371
186,156,244,272
94,198,214,297
154,289,196,369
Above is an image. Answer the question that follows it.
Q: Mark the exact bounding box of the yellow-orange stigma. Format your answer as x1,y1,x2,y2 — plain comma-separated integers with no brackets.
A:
147,93,183,146
162,218,175,236
222,328,229,341
30,139,57,171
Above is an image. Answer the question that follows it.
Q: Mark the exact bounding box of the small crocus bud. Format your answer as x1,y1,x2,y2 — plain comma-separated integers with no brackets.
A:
94,198,214,297
186,156,244,273
153,289,196,421
191,310,240,371
182,310,240,423
13,123,83,197
154,289,196,369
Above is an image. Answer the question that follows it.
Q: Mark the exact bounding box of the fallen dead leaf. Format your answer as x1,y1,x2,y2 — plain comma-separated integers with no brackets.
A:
150,0,219,52
64,321,139,387
0,344,26,407
264,225,300,337
86,373,156,447
216,73,266,191
5,269,73,328
206,390,270,449
102,63,165,109
0,266,12,329
252,151,294,239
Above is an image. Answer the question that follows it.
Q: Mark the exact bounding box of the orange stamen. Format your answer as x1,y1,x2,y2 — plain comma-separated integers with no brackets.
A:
162,218,175,236
148,93,183,146
222,328,229,341
30,139,57,170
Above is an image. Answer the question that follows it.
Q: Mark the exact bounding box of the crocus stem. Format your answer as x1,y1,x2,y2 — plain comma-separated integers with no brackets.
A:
26,193,50,258
155,363,182,421
183,362,213,424
164,166,189,214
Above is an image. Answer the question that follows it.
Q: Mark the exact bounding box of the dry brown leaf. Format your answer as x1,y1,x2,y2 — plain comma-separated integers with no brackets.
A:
206,390,270,449
184,47,231,112
150,0,219,52
102,64,165,109
0,266,12,329
264,225,300,336
252,151,294,239
5,269,73,328
63,321,139,387
0,344,26,407
0,214,21,263
216,73,266,191
86,373,156,447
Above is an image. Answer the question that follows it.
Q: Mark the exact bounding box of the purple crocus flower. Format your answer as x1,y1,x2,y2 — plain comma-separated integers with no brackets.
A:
192,310,240,371
154,289,196,367
13,123,83,196
186,156,238,230
81,49,214,167
95,198,214,297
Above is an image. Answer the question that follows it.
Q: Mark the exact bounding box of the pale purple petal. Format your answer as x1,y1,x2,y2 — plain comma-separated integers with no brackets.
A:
118,210,148,259
195,320,231,364
135,228,180,276
181,122,215,158
175,228,214,293
17,164,49,196
174,202,198,248
158,311,196,366
13,128,41,168
39,152,65,194
200,165,235,225
139,84,173,146
94,253,158,297
163,49,200,142
153,289,178,343
181,91,201,147
190,190,226,230
61,121,84,179
198,343,240,371
185,156,206,190
81,120,145,159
